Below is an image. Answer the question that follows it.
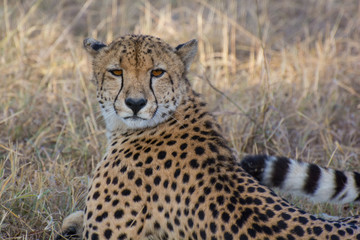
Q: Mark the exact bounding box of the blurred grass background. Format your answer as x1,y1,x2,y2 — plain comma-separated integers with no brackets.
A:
0,0,359,238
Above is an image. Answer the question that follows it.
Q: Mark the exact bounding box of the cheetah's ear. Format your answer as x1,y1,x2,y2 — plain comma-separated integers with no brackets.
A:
175,39,198,70
83,38,107,57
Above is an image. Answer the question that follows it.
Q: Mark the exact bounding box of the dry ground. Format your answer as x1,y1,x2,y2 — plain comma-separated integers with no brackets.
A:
0,0,359,238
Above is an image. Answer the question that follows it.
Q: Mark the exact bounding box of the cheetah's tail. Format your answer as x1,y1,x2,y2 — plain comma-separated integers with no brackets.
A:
240,155,360,204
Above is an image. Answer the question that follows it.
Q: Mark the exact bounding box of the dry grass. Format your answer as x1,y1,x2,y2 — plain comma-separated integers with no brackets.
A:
0,0,359,238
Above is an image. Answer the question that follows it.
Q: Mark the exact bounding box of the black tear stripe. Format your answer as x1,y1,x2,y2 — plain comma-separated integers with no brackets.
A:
113,77,124,114
355,172,360,201
303,164,321,194
169,75,174,85
331,170,347,199
100,72,106,91
271,157,290,187
149,76,158,118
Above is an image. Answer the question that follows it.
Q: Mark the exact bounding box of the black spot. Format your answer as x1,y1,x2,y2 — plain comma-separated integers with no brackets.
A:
167,222,174,231
145,168,153,176
210,222,217,233
112,177,118,185
133,195,141,202
198,195,205,203
163,134,172,139
182,173,190,183
145,156,153,164
281,213,291,220
224,232,233,240
156,141,164,146
180,143,188,150
291,226,304,236
176,194,181,203
200,229,206,240
324,224,333,232
221,212,230,223
104,229,112,239
93,191,100,200
227,204,235,212
154,221,161,229
215,183,223,191
121,189,131,196
330,235,340,240
91,233,99,240
190,159,200,169
345,228,353,235
125,152,132,158
188,218,194,228
171,168,180,179
106,177,111,185
112,200,119,206
133,153,140,160
154,176,161,185
135,178,142,186
145,184,152,193
179,124,188,129
298,216,308,225
181,133,189,139
195,146,205,155
164,160,172,169
167,140,176,146
236,208,253,228
114,209,124,219
338,230,345,236
120,166,127,173
163,180,169,188
127,171,135,180
152,193,159,202
196,173,204,180
117,234,127,240
158,151,166,160
217,195,224,205
125,219,136,227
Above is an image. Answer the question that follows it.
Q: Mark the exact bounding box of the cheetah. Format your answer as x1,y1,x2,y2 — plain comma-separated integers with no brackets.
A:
57,34,360,240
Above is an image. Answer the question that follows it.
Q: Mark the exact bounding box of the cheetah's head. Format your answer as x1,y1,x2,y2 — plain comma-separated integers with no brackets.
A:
84,35,197,133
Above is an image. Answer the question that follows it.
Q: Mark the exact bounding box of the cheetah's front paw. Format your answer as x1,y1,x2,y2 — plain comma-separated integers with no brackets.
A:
56,210,84,240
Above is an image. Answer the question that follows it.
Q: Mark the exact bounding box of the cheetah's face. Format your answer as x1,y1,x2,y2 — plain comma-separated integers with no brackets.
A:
84,35,197,131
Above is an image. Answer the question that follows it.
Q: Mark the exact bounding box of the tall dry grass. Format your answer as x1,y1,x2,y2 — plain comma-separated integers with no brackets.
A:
0,0,359,238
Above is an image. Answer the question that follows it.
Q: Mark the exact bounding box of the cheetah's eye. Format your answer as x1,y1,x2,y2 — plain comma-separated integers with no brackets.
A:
109,69,123,76
151,69,165,78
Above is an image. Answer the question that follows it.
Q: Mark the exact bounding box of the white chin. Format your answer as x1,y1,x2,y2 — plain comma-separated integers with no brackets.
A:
122,117,153,129
122,113,168,130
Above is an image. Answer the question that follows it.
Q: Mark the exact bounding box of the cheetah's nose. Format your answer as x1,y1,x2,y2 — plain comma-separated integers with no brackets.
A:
125,98,147,115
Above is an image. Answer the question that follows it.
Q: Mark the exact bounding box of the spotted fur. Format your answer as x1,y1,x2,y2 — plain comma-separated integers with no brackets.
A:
57,35,360,240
